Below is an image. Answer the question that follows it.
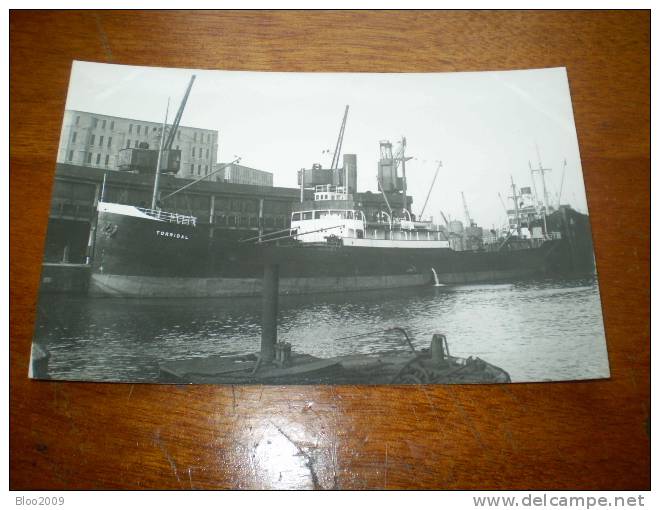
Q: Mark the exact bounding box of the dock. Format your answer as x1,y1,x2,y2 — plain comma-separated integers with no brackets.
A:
159,348,511,385
39,262,90,294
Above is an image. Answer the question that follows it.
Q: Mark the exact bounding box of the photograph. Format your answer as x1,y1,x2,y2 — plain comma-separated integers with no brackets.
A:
30,61,609,385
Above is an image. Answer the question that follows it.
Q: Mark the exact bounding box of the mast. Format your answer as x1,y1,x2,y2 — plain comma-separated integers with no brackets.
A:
528,161,539,207
400,137,408,214
151,98,170,209
556,157,567,208
509,176,521,236
530,145,552,213
300,168,304,203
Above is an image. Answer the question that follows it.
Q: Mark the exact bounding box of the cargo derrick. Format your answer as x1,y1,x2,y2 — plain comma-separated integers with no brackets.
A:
117,75,196,177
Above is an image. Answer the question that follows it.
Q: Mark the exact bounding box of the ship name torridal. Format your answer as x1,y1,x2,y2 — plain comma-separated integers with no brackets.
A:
155,230,190,240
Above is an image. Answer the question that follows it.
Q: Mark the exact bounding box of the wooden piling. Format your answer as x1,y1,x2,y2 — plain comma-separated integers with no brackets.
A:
431,334,447,364
260,263,279,363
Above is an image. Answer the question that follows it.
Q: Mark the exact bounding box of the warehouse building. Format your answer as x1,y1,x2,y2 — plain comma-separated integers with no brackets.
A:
57,110,218,179
215,162,273,187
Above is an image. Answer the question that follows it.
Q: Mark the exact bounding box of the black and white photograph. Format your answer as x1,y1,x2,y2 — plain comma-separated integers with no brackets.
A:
30,61,609,385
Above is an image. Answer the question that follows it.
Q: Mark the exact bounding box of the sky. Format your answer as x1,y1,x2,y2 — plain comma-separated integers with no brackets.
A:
64,61,589,228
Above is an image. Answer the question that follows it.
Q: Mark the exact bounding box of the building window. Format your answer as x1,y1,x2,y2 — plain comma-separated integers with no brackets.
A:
107,136,112,148
75,115,80,126
134,140,139,148
192,147,196,157
71,131,77,143
101,119,106,129
206,148,209,158
92,118,98,128
90,134,95,145
105,154,110,166
99,135,104,146
67,150,73,161
198,164,201,175
205,165,208,174
110,121,114,130
96,153,101,165
190,164,194,173
137,125,141,135
193,132,197,142
129,124,133,134
153,127,156,132
87,152,92,164
126,139,131,148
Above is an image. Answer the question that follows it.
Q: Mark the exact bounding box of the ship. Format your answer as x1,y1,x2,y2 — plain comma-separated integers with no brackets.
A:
86,81,593,298
498,173,596,275
89,136,570,298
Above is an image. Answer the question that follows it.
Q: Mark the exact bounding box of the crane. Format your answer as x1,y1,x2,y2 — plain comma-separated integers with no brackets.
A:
330,105,349,170
163,75,196,151
439,210,450,227
376,174,393,218
419,161,442,219
151,75,196,209
497,192,508,215
461,191,475,227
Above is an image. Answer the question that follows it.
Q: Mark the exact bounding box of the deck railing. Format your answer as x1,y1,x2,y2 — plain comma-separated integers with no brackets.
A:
136,207,197,226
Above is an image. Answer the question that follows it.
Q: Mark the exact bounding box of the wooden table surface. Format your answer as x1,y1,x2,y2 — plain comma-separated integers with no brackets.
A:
10,10,650,490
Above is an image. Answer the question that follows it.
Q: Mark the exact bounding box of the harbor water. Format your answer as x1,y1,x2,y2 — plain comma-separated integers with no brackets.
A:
32,275,609,383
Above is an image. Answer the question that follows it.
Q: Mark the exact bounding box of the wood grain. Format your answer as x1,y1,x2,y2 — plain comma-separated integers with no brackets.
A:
10,10,649,489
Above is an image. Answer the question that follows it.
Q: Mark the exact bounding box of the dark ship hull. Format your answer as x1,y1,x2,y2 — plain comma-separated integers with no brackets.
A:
90,203,561,298
543,206,597,273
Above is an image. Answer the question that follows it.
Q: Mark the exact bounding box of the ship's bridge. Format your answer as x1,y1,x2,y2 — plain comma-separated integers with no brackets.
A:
313,184,349,201
290,206,366,243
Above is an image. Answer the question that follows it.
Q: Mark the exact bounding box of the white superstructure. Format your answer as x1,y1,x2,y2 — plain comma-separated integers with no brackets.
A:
290,185,450,248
